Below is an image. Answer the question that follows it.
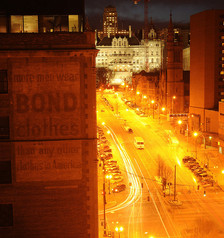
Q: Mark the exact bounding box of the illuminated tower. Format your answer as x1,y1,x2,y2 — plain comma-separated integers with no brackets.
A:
166,13,184,114
103,5,118,37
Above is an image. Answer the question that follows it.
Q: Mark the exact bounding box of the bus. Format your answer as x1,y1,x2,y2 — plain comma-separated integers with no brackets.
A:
134,137,144,149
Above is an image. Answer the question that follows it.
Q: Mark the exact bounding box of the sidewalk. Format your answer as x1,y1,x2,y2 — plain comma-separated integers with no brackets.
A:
160,116,224,192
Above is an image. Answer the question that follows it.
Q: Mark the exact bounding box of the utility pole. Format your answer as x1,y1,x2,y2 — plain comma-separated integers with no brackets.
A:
174,165,177,201
103,160,107,236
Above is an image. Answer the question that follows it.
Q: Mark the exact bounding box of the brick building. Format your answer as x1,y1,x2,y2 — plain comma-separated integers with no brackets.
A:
0,1,98,238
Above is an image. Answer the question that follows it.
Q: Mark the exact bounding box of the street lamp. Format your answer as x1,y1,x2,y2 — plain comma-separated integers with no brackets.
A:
151,100,155,119
172,96,176,114
193,131,198,160
177,119,182,133
115,226,124,238
106,174,113,194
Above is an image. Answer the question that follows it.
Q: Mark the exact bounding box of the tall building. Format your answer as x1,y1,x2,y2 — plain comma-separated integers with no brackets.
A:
166,13,184,114
103,5,118,37
0,1,98,238
189,9,224,132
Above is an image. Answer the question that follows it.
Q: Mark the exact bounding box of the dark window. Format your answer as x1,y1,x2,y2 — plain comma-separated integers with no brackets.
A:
0,117,9,139
0,70,8,94
0,204,13,227
0,161,12,184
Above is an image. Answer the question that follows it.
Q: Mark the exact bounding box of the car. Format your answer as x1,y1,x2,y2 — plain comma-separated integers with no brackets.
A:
139,113,147,117
193,169,206,175
104,148,112,153
111,176,124,184
112,184,126,193
188,162,200,169
105,161,117,165
196,172,208,179
105,153,113,159
190,165,201,171
123,126,133,133
182,156,196,163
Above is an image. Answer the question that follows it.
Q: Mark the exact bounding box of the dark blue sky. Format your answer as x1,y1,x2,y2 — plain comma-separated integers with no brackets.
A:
85,0,223,29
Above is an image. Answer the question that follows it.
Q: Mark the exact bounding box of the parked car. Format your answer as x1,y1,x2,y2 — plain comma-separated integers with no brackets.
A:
182,156,196,163
111,176,124,184
112,184,126,193
105,161,117,165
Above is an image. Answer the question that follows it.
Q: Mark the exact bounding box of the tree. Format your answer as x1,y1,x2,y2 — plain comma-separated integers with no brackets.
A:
96,67,113,88
157,155,173,190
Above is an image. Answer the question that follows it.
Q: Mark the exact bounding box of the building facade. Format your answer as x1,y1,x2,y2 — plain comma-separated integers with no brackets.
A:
189,9,224,133
103,5,118,37
0,1,98,238
96,32,163,85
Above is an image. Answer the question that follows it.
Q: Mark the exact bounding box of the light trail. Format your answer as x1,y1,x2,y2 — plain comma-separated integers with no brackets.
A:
99,124,142,215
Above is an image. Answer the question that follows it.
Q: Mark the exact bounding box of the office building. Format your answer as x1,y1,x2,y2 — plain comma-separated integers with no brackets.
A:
189,9,224,133
103,5,118,37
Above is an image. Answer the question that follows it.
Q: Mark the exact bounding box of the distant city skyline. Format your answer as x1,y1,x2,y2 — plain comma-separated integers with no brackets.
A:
85,0,223,30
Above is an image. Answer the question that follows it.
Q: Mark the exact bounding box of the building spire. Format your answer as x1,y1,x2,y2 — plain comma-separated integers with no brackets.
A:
168,11,174,42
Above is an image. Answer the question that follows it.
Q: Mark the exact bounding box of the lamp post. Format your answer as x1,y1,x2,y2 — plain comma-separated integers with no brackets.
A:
115,226,124,238
172,96,176,114
177,119,182,133
135,91,140,107
102,159,107,236
106,174,112,194
193,131,198,160
151,100,155,119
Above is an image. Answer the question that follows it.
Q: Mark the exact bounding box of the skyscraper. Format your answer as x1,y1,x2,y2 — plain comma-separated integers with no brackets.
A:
103,5,118,37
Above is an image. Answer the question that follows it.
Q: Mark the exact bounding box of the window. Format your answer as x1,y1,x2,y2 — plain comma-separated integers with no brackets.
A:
0,70,7,94
24,16,38,33
11,15,38,33
0,204,13,227
0,16,7,33
0,117,9,139
0,161,11,184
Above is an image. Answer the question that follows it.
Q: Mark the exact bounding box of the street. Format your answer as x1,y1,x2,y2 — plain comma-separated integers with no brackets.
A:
97,92,224,238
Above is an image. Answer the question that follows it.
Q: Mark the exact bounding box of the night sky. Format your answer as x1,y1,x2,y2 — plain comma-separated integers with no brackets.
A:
85,0,224,30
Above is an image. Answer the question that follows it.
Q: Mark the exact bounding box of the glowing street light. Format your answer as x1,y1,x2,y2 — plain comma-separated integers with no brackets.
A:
106,174,113,194
193,131,198,137
193,131,198,159
151,100,155,119
172,95,176,114
115,226,124,238
177,119,182,133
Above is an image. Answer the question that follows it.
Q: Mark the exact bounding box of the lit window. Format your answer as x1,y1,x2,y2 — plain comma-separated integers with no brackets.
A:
24,15,38,33
69,15,79,32
11,15,23,33
221,71,224,75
